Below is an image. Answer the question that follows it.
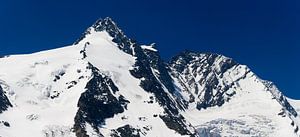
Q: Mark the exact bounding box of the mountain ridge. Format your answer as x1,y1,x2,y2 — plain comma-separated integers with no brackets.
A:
0,17,299,137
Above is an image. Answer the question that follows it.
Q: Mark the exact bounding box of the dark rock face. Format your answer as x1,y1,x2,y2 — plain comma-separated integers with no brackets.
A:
169,51,238,110
280,95,298,117
130,46,195,136
141,46,189,110
74,63,129,137
0,85,12,113
141,46,175,94
111,125,141,137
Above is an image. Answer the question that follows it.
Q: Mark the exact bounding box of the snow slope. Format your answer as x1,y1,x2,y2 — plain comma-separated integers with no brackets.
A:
182,70,296,136
0,45,92,137
0,17,299,137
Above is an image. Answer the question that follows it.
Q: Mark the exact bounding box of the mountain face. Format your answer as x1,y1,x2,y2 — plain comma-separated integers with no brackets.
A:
0,17,299,137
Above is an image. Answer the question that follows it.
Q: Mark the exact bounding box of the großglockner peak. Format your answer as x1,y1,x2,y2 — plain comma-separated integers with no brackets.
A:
0,17,299,137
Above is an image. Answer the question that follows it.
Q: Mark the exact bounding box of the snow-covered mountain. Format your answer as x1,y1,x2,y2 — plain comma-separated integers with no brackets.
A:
0,17,299,137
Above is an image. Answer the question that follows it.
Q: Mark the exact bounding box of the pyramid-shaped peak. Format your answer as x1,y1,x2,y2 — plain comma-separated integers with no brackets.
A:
74,17,134,55
74,17,126,45
91,17,123,34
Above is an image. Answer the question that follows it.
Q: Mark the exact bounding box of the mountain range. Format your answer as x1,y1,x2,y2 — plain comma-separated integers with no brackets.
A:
0,17,299,137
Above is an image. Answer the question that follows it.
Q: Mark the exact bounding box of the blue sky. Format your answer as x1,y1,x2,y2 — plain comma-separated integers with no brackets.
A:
0,0,299,99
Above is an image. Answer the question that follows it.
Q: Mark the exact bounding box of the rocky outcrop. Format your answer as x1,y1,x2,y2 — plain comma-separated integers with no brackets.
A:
0,85,12,113
74,63,129,137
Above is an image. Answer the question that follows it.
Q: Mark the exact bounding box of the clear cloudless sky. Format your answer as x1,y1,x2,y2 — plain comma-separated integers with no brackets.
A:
0,0,299,99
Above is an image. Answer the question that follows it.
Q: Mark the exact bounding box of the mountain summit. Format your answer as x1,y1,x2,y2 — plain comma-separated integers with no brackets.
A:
0,18,299,137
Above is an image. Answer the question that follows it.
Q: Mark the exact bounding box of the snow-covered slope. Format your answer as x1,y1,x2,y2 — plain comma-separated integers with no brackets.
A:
0,17,299,137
